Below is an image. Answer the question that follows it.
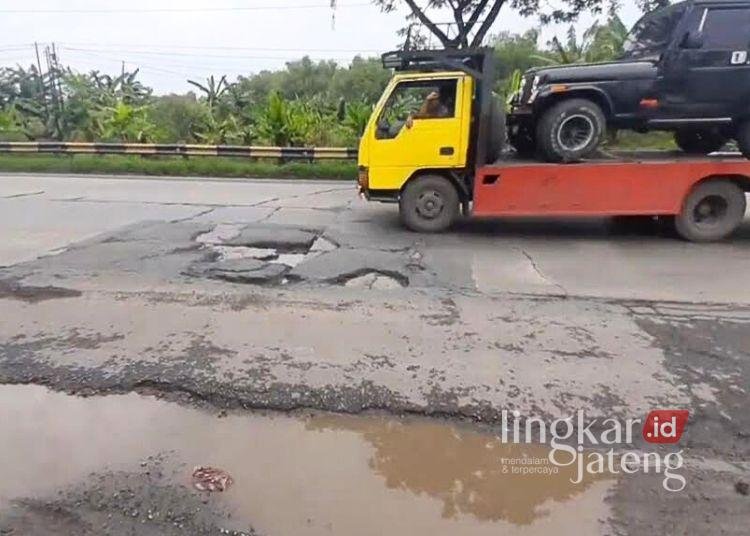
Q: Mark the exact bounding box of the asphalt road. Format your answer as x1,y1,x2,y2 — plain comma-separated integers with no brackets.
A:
0,172,748,535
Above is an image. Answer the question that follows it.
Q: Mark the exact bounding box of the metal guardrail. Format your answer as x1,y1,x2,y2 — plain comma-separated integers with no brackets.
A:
0,142,358,160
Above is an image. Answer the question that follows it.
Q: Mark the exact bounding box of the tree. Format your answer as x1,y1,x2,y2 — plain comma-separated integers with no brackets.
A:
537,10,630,66
373,0,607,49
585,12,628,62
188,75,229,110
492,30,547,80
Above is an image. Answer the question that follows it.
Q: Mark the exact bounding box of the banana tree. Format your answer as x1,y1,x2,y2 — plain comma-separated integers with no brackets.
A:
188,75,230,110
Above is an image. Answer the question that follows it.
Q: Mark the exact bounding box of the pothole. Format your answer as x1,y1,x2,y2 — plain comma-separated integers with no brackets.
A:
0,384,615,536
339,270,409,289
210,246,278,262
196,223,244,245
192,225,412,289
191,224,329,284
0,279,83,303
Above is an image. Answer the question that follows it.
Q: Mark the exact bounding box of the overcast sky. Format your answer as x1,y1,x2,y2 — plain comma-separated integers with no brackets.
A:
0,0,644,94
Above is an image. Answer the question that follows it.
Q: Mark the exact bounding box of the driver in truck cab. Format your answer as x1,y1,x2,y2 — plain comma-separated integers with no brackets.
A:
403,87,454,130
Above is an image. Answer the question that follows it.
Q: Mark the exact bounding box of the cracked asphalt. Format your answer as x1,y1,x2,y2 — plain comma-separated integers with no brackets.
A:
0,172,749,535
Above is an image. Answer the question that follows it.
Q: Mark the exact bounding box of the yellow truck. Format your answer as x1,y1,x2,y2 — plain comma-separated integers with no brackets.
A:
357,48,505,232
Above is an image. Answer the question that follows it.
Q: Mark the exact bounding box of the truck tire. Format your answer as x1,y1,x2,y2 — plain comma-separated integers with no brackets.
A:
536,99,606,163
399,174,459,233
485,95,506,163
736,120,750,159
674,180,746,242
674,129,726,155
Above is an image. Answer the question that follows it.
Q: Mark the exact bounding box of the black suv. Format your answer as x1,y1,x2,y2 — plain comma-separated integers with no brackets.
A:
508,0,750,162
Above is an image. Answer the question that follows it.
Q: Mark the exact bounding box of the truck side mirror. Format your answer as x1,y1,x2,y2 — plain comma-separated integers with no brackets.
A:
680,31,704,49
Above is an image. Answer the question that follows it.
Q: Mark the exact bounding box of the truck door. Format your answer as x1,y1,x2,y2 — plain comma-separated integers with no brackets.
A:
366,76,467,191
661,4,750,118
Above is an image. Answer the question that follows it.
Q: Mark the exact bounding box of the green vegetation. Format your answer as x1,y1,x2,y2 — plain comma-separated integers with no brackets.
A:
0,154,356,180
0,56,390,148
607,131,676,151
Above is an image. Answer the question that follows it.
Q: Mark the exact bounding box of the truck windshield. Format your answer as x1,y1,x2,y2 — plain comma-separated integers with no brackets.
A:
621,3,686,60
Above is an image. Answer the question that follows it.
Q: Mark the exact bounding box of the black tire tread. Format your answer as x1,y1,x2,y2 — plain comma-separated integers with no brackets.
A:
674,180,746,242
674,129,726,155
536,98,606,163
399,175,460,233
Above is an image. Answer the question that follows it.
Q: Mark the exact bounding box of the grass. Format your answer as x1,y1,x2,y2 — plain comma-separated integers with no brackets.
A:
0,154,357,180
606,130,677,151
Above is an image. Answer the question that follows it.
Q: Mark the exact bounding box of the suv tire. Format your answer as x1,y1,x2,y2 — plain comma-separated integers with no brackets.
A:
399,174,460,233
509,125,537,158
536,99,606,163
674,129,726,155
674,180,746,242
736,120,750,159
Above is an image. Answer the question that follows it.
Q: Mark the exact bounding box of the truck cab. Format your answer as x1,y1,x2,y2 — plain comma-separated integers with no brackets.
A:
358,49,504,232
508,0,750,162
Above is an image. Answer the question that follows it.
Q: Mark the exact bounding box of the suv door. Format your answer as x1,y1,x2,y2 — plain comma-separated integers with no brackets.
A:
660,3,750,119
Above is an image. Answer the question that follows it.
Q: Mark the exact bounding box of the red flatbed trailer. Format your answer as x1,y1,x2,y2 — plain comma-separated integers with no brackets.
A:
470,153,750,242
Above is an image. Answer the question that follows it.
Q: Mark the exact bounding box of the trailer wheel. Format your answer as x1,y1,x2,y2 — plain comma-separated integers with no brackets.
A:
675,180,747,242
399,175,459,233
536,98,605,163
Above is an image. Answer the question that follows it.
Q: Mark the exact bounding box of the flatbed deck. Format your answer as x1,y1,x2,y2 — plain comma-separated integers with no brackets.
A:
473,152,750,220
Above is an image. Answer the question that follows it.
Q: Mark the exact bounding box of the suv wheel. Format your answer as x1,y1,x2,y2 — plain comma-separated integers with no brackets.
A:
399,174,460,233
736,120,750,159
674,129,726,155
536,99,606,163
509,125,537,158
674,180,747,242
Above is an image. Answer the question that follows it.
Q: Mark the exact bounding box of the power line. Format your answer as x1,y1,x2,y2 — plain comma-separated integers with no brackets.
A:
58,42,381,53
61,49,216,78
60,46,366,62
0,2,368,14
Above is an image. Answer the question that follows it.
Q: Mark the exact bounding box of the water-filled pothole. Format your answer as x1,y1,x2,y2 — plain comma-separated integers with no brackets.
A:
0,385,614,536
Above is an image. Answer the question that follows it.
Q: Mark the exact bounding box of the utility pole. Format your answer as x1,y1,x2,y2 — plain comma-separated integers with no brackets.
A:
50,43,64,112
43,44,64,139
33,42,49,119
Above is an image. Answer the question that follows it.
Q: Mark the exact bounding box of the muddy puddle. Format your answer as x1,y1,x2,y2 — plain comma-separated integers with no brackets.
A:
0,385,615,535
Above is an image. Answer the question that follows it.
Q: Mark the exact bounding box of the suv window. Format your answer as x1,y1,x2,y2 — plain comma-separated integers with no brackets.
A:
701,8,750,48
622,3,687,59
376,79,457,139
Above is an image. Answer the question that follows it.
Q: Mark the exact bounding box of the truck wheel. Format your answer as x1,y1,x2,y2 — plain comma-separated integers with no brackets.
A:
399,175,459,233
675,180,747,242
536,99,605,163
674,129,726,155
